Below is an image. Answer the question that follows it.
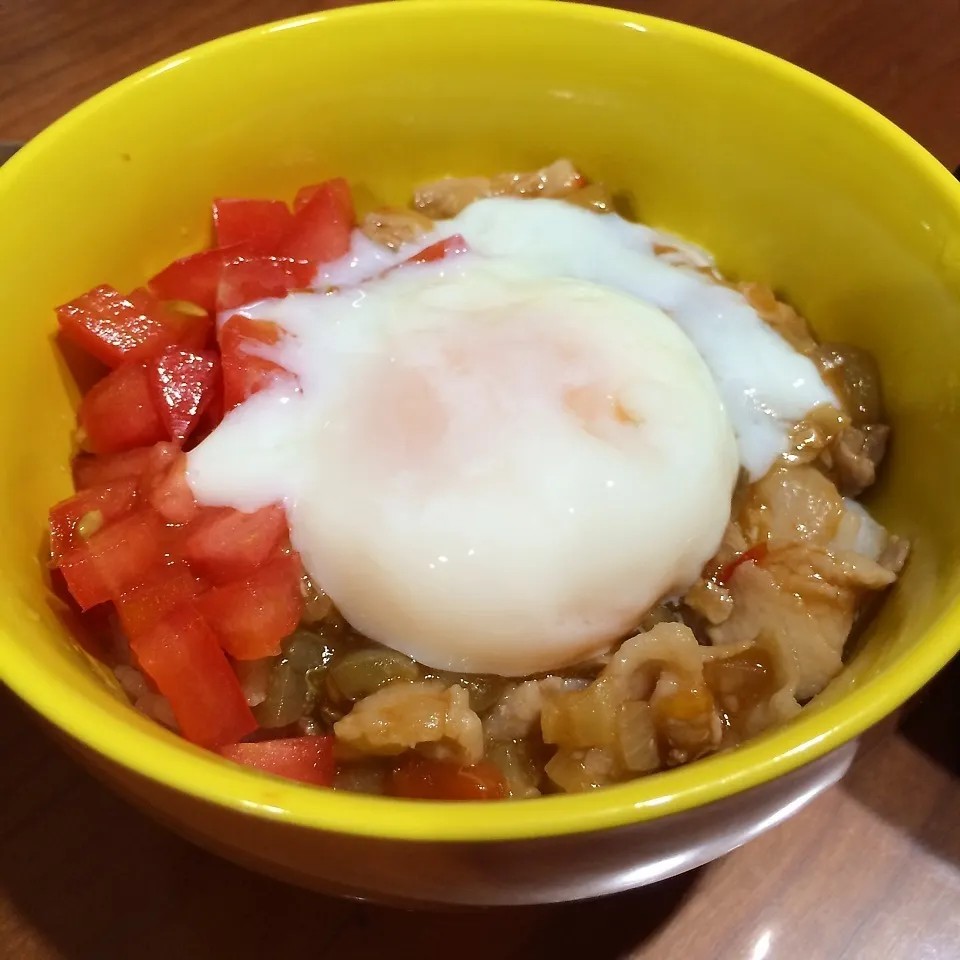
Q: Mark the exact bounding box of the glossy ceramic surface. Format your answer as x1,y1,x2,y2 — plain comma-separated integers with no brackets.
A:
0,0,959,901
72,733,858,905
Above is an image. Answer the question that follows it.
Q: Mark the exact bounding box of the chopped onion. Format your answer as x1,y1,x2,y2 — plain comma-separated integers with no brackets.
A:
616,701,660,773
541,679,619,750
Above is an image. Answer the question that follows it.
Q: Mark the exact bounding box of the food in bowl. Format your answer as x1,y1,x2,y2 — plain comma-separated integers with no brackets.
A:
47,159,908,801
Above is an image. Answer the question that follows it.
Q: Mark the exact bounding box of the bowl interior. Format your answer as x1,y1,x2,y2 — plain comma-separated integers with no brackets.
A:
1,0,959,841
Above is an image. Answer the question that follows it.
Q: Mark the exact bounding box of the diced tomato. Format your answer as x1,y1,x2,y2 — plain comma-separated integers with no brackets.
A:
216,256,316,312
197,553,303,659
173,312,215,353
47,577,117,663
292,183,323,213
187,376,225,447
73,446,156,489
278,178,354,263
184,503,288,583
147,347,219,443
56,285,185,368
79,362,167,454
406,234,469,265
218,736,334,786
148,244,250,314
71,443,197,523
219,312,284,349
213,198,294,253
115,561,208,638
715,543,769,586
389,756,507,801
55,330,111,400
219,315,294,410
140,443,199,524
130,603,256,748
137,440,180,476
59,508,170,610
49,480,138,565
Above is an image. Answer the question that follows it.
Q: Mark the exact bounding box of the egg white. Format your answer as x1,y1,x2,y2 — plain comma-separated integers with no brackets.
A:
189,257,738,675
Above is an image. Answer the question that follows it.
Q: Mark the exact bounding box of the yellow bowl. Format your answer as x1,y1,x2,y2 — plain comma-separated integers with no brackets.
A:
2,0,960,905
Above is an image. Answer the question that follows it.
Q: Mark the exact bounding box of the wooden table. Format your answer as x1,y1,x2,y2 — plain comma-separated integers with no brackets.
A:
1,1,958,957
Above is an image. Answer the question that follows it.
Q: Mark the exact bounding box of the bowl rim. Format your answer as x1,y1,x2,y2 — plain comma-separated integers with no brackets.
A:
2,0,960,843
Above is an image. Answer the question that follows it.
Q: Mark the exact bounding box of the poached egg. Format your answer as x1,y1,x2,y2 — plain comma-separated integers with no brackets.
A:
187,197,834,676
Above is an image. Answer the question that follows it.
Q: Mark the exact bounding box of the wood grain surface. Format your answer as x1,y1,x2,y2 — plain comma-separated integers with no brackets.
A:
1,1,959,957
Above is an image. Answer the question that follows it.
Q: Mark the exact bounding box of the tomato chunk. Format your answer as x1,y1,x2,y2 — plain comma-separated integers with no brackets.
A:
140,443,199,524
148,244,250,314
78,362,166,454
213,198,294,253
406,234,469,265
59,508,170,609
148,347,219,443
172,311,214,353
390,756,507,801
278,178,354,263
219,315,294,410
130,604,256,748
56,285,184,367
72,446,156,490
183,503,288,583
72,441,194,494
218,736,334,786
216,256,316,312
49,480,139,565
188,376,225,445
292,183,323,213
115,561,208,638
197,553,303,659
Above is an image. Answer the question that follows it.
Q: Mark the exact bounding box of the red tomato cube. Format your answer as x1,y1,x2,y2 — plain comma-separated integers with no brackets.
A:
79,362,167,454
219,315,295,410
49,480,139,566
292,183,324,213
213,198,294,253
130,604,256,748
116,561,208,639
216,256,317,312
218,736,334,786
147,347,219,443
406,234,470,265
197,553,304,660
186,377,225,446
278,178,354,263
148,244,250,314
59,508,170,610
72,446,157,490
173,312,215,353
183,503,288,583
139,443,199,524
56,285,185,368
389,756,507,801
